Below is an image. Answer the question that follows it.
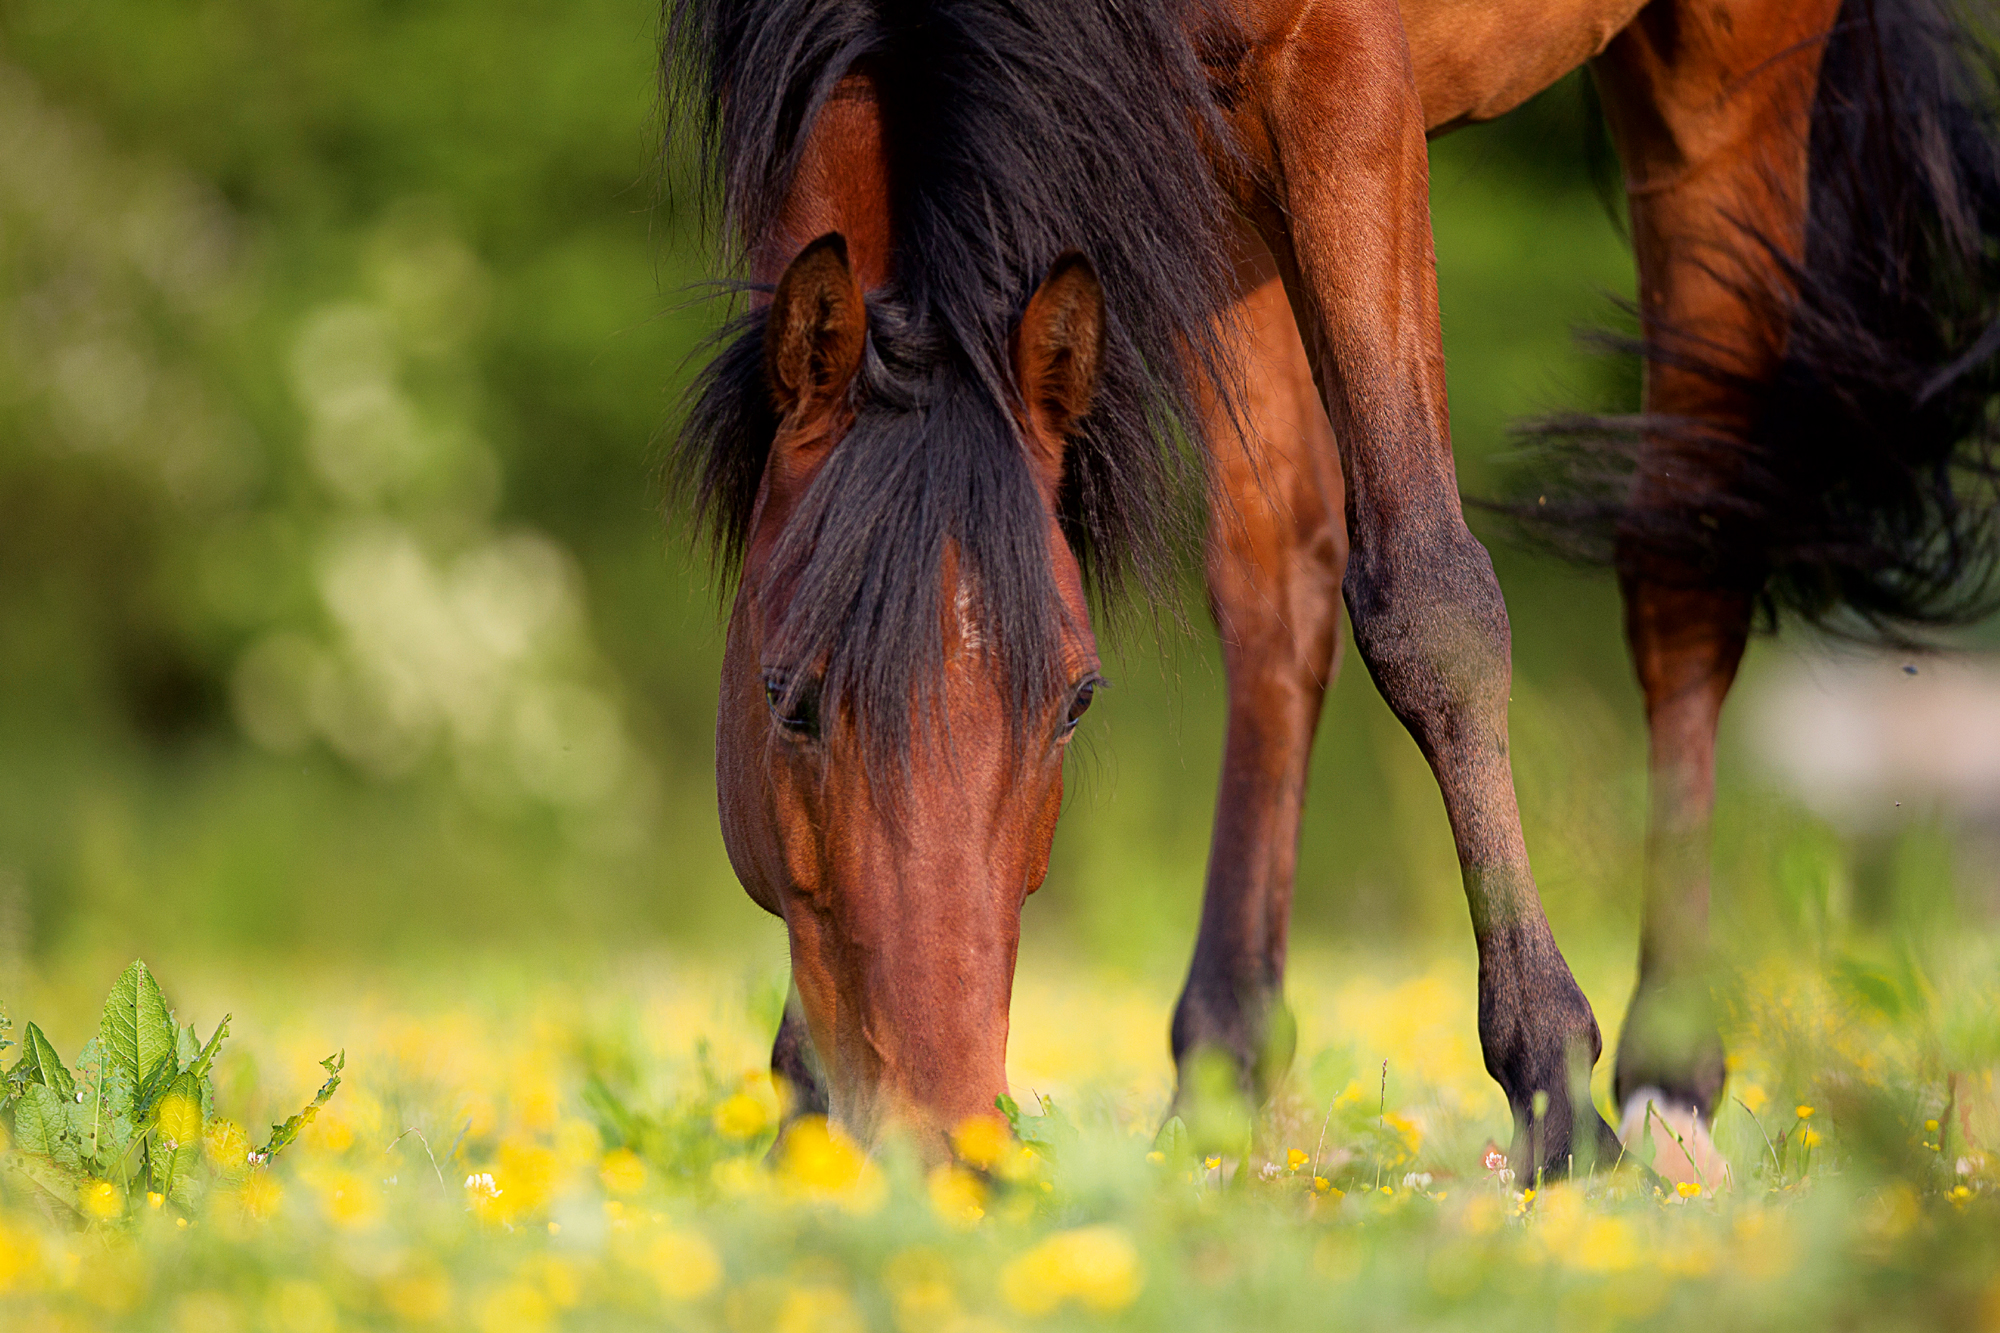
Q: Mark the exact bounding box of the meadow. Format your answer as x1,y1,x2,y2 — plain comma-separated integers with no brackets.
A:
3,1,2000,1328
2,936,1997,1331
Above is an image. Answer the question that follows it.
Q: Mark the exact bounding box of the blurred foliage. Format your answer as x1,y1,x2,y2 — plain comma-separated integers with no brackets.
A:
0,0,1657,968
0,0,1984,1003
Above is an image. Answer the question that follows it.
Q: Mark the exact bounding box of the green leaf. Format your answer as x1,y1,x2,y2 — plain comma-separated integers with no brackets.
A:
98,960,176,1092
186,1014,230,1083
1153,1115,1192,1163
12,1023,76,1100
256,1051,344,1162
3,1149,84,1215
163,1143,203,1210
14,1083,84,1172
151,1074,203,1197
71,1040,137,1175
175,1023,200,1072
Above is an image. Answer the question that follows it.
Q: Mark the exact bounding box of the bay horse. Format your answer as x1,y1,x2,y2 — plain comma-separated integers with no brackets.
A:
666,0,2000,1180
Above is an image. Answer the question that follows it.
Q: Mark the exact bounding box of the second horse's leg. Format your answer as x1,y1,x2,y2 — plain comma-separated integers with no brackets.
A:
1172,237,1347,1105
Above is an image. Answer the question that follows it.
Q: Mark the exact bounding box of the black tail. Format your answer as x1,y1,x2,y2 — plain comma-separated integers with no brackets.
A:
1501,0,2000,642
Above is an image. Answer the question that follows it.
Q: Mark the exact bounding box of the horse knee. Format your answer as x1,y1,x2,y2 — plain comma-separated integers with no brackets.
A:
1343,525,1513,757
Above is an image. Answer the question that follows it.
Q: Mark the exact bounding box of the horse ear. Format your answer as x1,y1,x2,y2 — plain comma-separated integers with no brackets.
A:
1013,252,1104,486
766,233,867,421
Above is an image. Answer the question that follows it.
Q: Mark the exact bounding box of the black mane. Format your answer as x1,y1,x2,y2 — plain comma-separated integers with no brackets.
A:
664,0,1236,763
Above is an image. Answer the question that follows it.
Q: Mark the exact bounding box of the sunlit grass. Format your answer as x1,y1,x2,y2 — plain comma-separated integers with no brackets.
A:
1,938,1995,1331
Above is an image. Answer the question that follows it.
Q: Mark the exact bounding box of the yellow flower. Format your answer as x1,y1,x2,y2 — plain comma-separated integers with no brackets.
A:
82,1181,123,1220
1382,1111,1423,1162
927,1165,987,1226
1800,1128,1822,1149
1000,1225,1142,1316
1203,1156,1221,1171
1286,1149,1310,1171
951,1115,1009,1171
1144,1151,1165,1165
645,1229,722,1302
0,1220,40,1293
780,1117,860,1189
147,1192,165,1210
1676,1181,1702,1199
713,1092,771,1142
599,1148,647,1196
478,1141,558,1223
1738,1083,1769,1115
1568,1217,1639,1273
1796,1105,1814,1120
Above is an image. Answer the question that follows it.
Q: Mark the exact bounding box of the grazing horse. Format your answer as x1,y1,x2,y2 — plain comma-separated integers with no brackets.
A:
666,0,2000,1179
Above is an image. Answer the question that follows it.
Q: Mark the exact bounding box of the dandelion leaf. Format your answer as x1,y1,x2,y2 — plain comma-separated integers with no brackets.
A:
152,1073,204,1198
165,1145,205,1211
4,1145,83,1215
12,1022,76,1100
71,1040,137,1173
99,959,176,1093
187,1015,229,1085
13,1082,84,1173
257,1050,344,1161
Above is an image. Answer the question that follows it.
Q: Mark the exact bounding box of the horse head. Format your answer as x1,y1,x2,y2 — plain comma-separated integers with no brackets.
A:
715,233,1107,1147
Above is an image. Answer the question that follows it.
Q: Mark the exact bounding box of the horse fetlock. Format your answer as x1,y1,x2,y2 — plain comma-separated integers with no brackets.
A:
1171,982,1295,1104
1503,1072,1621,1182
1614,979,1725,1117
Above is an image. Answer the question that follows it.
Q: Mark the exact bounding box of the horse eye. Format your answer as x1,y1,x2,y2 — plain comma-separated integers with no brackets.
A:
1060,678,1099,739
764,673,821,739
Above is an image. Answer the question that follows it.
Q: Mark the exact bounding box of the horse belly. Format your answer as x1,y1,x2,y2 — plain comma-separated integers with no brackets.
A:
1402,0,1649,131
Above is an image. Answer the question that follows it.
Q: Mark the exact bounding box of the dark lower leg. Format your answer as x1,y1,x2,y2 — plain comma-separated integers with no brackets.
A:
1614,579,1749,1118
1171,255,1344,1105
1346,535,1621,1178
1170,627,1336,1099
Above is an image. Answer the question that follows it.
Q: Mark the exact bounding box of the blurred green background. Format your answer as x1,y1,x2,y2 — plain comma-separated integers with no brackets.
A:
0,1,1968,994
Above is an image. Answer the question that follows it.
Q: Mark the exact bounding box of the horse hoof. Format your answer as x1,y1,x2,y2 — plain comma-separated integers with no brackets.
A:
1618,1087,1730,1192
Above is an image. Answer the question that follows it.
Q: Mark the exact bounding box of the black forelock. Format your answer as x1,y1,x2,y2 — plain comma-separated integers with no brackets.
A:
664,0,1238,766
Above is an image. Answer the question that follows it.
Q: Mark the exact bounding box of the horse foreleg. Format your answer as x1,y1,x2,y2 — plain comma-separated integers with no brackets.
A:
1172,238,1346,1106
1241,0,1617,1177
